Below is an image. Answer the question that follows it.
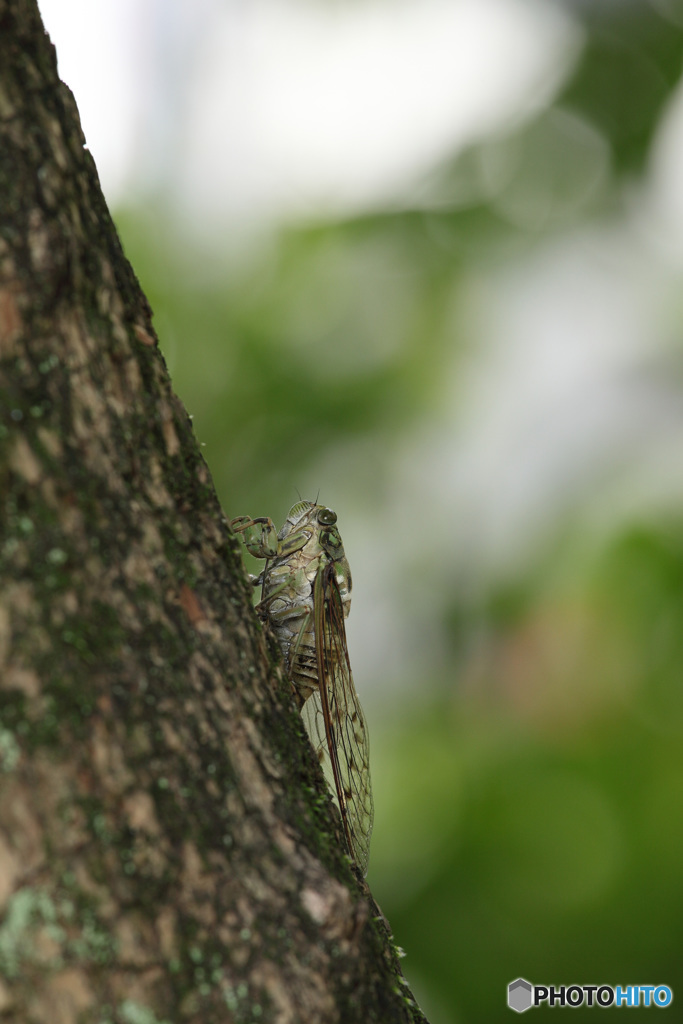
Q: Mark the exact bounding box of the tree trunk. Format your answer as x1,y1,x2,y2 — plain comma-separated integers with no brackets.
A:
0,2,428,1021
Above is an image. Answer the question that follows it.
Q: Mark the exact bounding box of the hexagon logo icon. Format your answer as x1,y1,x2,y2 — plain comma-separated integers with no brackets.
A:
508,978,533,1013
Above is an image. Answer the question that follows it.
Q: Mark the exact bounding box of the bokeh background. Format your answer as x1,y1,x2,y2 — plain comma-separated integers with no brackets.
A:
38,0,683,1019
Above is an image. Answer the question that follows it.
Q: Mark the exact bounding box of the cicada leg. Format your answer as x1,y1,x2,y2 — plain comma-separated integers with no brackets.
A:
231,516,312,560
231,516,280,558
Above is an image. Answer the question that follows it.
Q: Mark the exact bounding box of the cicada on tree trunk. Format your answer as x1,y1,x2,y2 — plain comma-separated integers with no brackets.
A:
231,501,374,875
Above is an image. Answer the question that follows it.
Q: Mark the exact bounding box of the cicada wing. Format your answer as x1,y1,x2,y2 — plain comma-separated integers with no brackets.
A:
301,688,336,797
308,561,374,875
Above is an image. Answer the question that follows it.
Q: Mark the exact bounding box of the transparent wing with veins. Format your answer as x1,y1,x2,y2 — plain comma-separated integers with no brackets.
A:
301,560,373,875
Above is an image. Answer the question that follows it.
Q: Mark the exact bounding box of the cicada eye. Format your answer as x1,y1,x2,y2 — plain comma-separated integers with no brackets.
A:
317,507,337,526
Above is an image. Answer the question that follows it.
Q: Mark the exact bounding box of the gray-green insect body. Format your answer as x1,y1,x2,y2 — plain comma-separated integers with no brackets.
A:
232,501,373,874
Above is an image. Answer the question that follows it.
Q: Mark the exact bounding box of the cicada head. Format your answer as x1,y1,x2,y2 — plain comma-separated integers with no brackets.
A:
280,500,316,537
277,502,348,587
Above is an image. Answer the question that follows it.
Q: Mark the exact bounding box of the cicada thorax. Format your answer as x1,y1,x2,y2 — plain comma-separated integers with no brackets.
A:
260,503,352,710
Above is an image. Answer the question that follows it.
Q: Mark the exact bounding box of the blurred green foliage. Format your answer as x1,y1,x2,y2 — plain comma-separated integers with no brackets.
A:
375,524,683,1020
115,2,683,1020
116,206,462,517
560,1,683,175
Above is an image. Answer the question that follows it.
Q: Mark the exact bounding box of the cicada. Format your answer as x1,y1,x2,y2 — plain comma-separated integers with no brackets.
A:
231,501,374,875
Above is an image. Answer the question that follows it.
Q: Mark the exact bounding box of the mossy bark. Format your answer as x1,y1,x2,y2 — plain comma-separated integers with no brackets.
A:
0,1,427,1022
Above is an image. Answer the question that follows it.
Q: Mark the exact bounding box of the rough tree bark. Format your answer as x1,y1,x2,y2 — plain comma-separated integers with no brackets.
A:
0,2,428,1022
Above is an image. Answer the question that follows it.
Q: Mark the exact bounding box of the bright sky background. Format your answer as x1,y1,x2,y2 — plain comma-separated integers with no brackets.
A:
38,0,578,226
